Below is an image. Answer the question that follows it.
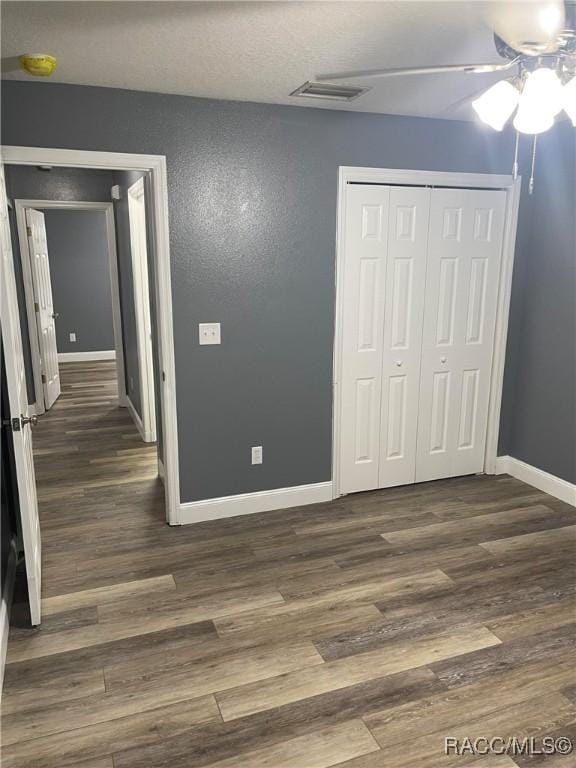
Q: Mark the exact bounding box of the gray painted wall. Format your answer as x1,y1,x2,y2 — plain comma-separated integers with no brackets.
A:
498,122,575,483
42,209,115,354
2,81,573,500
5,165,115,402
6,165,114,203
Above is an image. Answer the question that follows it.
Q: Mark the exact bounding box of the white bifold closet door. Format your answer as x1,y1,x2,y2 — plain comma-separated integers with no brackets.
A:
340,185,390,494
378,186,431,487
415,188,506,481
339,183,506,495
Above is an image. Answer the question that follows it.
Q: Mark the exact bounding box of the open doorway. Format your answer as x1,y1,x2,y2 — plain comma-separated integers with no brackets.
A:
1,147,180,629
12,180,159,449
14,198,125,414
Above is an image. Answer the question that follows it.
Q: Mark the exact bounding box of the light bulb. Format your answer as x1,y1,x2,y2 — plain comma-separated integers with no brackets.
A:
563,76,576,127
521,68,564,116
471,80,520,131
512,68,563,134
513,107,554,135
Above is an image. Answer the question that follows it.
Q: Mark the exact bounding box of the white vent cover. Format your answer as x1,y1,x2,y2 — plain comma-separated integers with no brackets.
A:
291,81,370,101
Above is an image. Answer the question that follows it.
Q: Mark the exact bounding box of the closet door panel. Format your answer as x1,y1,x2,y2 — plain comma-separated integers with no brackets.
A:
340,185,390,494
379,187,430,487
416,188,506,482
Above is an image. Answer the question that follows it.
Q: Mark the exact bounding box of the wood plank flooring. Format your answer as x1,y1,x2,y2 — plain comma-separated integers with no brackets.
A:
2,361,575,767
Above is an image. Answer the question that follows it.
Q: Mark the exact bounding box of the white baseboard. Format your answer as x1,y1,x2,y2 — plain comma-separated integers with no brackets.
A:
58,350,116,363
127,396,145,440
495,455,576,507
180,481,333,525
1,542,18,695
126,396,155,443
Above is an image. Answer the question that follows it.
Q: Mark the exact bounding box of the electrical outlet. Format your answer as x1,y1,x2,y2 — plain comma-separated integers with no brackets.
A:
199,323,221,345
251,446,263,465
69,332,76,343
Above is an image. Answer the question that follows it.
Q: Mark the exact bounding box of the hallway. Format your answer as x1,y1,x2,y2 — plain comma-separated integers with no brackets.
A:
12,362,162,598
2,362,576,768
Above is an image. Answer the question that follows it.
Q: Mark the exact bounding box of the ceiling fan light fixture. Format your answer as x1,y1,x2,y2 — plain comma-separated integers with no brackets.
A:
538,3,564,38
513,103,555,134
472,80,520,131
520,67,564,117
563,76,576,126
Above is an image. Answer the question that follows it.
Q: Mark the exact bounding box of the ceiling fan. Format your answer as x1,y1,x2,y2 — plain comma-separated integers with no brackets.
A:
316,1,576,191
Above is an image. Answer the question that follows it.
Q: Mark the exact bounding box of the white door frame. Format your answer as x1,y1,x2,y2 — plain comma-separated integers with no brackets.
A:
14,199,127,413
126,176,156,443
2,146,180,526
333,166,522,498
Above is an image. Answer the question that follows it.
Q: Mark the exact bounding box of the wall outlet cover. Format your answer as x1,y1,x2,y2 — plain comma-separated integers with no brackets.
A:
251,446,263,465
69,332,77,342
199,322,221,345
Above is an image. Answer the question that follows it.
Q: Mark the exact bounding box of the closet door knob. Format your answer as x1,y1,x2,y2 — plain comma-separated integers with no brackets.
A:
440,356,447,364
395,360,403,367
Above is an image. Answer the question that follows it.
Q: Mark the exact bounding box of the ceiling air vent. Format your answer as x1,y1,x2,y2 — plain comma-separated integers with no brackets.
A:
290,81,370,101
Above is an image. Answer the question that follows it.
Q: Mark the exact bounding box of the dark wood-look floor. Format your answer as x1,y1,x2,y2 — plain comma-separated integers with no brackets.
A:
2,361,576,768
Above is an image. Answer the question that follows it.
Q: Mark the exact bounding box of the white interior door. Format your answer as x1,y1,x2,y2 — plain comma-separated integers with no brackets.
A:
339,184,389,494
378,186,430,487
415,188,506,482
26,208,60,410
127,177,156,443
0,167,42,625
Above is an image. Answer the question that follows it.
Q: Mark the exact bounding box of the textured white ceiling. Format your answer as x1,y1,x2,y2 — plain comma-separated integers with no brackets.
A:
1,1,511,120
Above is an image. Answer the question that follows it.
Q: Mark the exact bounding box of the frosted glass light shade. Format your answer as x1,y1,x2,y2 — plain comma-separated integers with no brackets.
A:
563,77,576,126
472,80,520,131
513,68,563,134
522,68,564,115
513,107,554,134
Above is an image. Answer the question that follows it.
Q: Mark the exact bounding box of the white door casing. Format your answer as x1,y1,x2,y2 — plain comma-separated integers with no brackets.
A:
25,208,60,410
0,166,42,625
127,177,156,443
378,186,431,487
415,188,506,482
2,146,180,526
339,185,390,494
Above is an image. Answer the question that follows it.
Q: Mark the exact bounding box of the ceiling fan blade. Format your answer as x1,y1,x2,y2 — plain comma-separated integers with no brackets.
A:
318,60,519,82
436,83,500,118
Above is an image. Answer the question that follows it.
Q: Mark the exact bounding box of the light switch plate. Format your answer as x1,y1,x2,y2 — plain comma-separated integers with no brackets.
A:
199,322,221,345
